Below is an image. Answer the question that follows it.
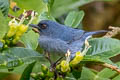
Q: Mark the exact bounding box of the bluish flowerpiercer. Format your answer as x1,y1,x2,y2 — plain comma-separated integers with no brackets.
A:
30,20,107,58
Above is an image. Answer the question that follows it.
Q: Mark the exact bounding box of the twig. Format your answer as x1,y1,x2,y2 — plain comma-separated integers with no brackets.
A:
102,63,120,73
53,57,64,67
8,14,20,21
104,26,120,38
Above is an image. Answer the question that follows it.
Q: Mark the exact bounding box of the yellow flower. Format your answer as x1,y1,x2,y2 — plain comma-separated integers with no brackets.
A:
7,18,18,37
70,51,83,66
2,10,37,47
15,24,28,37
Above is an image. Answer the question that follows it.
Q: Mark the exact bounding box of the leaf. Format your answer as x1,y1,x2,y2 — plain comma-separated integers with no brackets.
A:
64,11,84,28
83,55,107,63
87,38,120,58
20,61,36,80
20,30,39,50
79,67,110,80
0,11,9,39
0,0,9,16
72,70,82,79
43,0,54,8
79,67,96,80
81,38,120,65
51,0,111,17
38,11,55,21
97,62,120,79
112,75,120,80
0,47,44,69
97,68,117,79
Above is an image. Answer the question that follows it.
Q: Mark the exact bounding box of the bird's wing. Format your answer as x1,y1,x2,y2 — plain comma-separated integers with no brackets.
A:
69,30,107,58
39,36,69,54
69,39,85,58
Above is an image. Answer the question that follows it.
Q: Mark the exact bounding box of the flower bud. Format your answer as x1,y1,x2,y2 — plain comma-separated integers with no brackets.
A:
47,70,54,77
15,24,28,37
4,44,8,48
41,64,48,73
38,72,45,78
49,78,54,80
31,73,37,78
18,24,28,33
7,25,17,37
6,40,10,44
1,39,5,44
56,64,61,70
12,36,20,44
60,60,70,72
56,76,64,80
70,51,83,66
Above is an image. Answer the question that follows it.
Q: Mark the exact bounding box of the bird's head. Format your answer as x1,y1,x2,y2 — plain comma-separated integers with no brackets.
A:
29,20,64,37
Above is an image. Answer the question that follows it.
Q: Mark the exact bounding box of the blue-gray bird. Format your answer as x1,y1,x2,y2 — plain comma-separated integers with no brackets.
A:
30,20,107,58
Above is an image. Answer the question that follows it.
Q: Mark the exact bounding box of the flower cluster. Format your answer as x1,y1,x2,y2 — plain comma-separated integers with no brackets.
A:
1,10,37,48
31,64,55,80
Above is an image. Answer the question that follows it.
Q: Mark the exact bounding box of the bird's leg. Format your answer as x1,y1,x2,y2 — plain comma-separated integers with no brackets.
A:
44,51,53,65
52,57,64,68
44,51,65,79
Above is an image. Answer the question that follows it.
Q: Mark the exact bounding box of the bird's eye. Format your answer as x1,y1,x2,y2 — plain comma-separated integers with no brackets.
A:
41,24,47,29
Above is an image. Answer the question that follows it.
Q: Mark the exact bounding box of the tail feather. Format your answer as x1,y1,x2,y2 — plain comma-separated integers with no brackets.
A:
81,30,108,40
86,30,108,36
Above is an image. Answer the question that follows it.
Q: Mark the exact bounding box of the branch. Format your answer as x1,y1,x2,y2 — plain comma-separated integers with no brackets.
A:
104,26,120,38
102,63,120,73
8,14,20,21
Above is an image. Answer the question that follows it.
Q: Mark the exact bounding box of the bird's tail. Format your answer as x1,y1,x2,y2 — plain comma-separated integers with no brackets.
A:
81,30,108,40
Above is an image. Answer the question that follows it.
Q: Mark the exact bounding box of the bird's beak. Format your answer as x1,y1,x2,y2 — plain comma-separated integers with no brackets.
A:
29,24,40,33
29,24,39,28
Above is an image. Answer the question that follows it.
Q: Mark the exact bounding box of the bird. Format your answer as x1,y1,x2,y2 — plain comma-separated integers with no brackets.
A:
29,20,107,58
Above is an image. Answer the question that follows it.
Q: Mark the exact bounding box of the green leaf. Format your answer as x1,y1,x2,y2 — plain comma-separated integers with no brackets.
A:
83,55,106,63
87,38,120,58
96,62,120,80
43,0,54,8
72,70,82,79
79,67,96,80
51,0,111,18
0,11,9,39
97,68,117,79
21,30,39,50
0,0,9,16
20,61,36,80
64,11,84,28
112,75,120,80
79,67,110,80
82,38,120,65
0,47,44,69
38,11,55,21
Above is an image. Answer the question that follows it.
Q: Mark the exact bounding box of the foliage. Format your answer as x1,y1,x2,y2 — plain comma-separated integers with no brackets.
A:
0,0,120,80
0,0,9,16
0,11,9,39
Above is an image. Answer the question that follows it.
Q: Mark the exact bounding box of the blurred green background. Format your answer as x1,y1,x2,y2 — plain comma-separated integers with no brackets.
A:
52,0,120,31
